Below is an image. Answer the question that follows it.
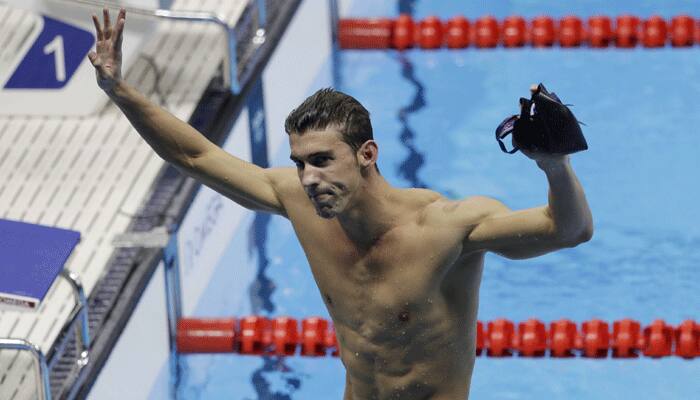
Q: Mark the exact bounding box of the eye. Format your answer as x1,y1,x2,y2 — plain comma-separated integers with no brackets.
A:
312,156,331,166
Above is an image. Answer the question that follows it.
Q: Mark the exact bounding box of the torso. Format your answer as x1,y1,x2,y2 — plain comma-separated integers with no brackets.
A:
275,172,487,400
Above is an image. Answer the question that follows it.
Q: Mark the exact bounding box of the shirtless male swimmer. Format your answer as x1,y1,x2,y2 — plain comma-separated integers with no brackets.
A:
88,9,593,400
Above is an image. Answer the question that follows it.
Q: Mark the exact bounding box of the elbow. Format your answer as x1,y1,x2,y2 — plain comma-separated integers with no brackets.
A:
169,153,196,170
579,224,594,243
559,224,594,248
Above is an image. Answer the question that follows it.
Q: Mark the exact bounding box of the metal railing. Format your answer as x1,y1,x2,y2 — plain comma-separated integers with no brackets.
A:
53,0,241,93
52,0,271,95
0,339,51,400
0,271,90,400
0,0,273,92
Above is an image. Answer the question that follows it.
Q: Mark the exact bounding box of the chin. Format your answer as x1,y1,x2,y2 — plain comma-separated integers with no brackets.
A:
314,198,343,219
316,201,345,218
317,208,337,219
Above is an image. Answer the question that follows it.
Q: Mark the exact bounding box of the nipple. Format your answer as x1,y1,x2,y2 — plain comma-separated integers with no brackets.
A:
398,311,410,323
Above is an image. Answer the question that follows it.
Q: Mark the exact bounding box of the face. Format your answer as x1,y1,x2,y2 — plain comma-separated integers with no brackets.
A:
289,128,367,219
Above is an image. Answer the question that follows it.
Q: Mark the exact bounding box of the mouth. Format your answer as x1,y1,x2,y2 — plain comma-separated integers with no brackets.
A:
311,191,332,200
313,195,332,204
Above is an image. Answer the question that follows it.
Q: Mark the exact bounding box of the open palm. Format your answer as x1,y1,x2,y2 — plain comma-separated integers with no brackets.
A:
88,8,126,92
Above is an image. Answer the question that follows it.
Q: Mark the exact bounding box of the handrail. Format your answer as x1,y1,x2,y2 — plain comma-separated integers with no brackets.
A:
60,270,90,366
0,271,91,400
0,0,275,94
0,339,51,400
51,0,240,93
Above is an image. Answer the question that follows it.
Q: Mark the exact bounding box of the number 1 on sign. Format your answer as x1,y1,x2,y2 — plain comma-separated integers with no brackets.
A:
43,35,66,82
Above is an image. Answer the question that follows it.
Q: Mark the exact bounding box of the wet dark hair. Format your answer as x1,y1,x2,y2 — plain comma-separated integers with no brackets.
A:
284,87,375,154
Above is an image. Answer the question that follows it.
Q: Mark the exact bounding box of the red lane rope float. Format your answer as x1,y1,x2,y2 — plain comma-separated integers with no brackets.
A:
176,317,700,359
176,318,237,353
338,14,699,50
446,16,470,49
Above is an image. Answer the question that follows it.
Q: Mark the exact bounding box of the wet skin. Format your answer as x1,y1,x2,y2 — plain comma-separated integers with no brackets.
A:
280,187,486,400
272,130,494,399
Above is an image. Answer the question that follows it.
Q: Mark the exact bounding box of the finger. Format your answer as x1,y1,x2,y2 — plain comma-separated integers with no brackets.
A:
103,8,111,31
103,8,112,39
92,15,103,40
113,9,126,49
87,51,97,65
530,84,538,93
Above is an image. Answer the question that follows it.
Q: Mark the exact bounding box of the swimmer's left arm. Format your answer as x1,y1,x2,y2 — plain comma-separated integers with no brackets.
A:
460,156,593,259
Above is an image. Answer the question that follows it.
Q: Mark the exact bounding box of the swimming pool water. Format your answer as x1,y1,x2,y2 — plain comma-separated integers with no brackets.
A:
174,1,700,398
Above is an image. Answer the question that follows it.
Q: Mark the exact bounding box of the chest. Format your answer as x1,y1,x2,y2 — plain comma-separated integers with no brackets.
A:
309,217,460,269
295,218,464,310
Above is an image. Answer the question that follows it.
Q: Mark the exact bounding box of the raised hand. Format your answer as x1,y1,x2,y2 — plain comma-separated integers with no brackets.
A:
514,84,570,167
87,8,126,92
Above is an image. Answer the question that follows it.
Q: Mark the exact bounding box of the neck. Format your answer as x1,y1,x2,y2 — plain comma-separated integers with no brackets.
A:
336,170,400,249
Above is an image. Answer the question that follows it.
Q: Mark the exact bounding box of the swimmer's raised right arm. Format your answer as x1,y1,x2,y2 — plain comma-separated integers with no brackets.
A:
88,8,291,217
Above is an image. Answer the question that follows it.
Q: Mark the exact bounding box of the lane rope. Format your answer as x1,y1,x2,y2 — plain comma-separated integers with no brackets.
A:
175,316,700,359
338,15,700,49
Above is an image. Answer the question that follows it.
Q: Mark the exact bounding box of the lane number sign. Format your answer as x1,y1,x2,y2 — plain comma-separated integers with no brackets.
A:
4,16,94,89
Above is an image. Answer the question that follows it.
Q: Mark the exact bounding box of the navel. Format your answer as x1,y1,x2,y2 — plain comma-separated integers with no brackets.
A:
398,310,410,323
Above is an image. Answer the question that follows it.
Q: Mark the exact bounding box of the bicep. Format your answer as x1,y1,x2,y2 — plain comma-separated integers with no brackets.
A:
462,197,563,259
177,146,291,216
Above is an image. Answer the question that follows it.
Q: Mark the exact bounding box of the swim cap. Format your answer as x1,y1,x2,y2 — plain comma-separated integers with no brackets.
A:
496,83,588,154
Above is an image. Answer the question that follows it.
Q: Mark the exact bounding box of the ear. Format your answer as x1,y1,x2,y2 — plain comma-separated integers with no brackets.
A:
357,140,378,169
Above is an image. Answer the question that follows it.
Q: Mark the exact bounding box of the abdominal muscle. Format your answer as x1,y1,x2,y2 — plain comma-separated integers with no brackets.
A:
315,247,485,400
332,293,477,400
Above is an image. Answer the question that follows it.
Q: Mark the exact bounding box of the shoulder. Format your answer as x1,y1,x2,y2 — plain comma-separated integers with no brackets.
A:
404,188,443,212
406,188,443,205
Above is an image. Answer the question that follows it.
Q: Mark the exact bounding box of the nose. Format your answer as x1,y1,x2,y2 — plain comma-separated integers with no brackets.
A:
300,165,322,189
